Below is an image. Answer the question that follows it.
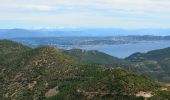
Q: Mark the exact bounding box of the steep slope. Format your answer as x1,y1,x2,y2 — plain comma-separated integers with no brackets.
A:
126,47,170,82
0,40,32,81
1,46,80,100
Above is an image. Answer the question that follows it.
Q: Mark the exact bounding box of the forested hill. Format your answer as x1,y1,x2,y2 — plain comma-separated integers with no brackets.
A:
0,40,170,100
0,40,31,55
63,48,126,65
126,47,170,82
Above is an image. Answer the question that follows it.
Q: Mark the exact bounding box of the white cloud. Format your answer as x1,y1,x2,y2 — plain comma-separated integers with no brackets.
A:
23,5,58,11
1,0,170,14
0,3,61,11
0,0,170,28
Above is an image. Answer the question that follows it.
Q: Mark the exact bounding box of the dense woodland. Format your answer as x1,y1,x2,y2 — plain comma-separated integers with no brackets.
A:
0,40,170,100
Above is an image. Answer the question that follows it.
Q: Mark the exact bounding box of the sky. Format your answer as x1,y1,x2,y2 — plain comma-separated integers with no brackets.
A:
0,0,170,29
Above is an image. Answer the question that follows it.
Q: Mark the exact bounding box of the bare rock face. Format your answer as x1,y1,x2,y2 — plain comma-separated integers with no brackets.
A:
45,86,59,98
136,91,152,98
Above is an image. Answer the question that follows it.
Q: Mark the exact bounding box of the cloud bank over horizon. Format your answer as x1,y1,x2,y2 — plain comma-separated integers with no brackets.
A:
0,0,170,29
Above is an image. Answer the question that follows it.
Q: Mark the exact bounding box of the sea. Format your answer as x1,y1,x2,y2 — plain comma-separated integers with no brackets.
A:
80,41,170,58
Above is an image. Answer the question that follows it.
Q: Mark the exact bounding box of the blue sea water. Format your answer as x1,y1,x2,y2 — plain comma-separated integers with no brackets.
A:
81,41,170,58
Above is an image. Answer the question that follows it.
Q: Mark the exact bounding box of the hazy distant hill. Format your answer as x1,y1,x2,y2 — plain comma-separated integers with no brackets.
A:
1,40,169,100
1,28,170,39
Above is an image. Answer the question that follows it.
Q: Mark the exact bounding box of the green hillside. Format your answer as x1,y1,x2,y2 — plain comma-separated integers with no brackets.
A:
126,47,170,62
0,39,31,55
0,40,170,100
126,47,170,82
64,48,125,65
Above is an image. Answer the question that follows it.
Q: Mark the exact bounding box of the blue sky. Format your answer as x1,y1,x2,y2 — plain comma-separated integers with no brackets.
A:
0,0,170,29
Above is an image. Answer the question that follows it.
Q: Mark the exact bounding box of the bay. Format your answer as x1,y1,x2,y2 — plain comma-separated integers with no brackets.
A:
81,41,170,58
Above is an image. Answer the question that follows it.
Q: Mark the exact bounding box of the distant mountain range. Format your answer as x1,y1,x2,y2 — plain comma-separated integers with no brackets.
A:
1,28,170,38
